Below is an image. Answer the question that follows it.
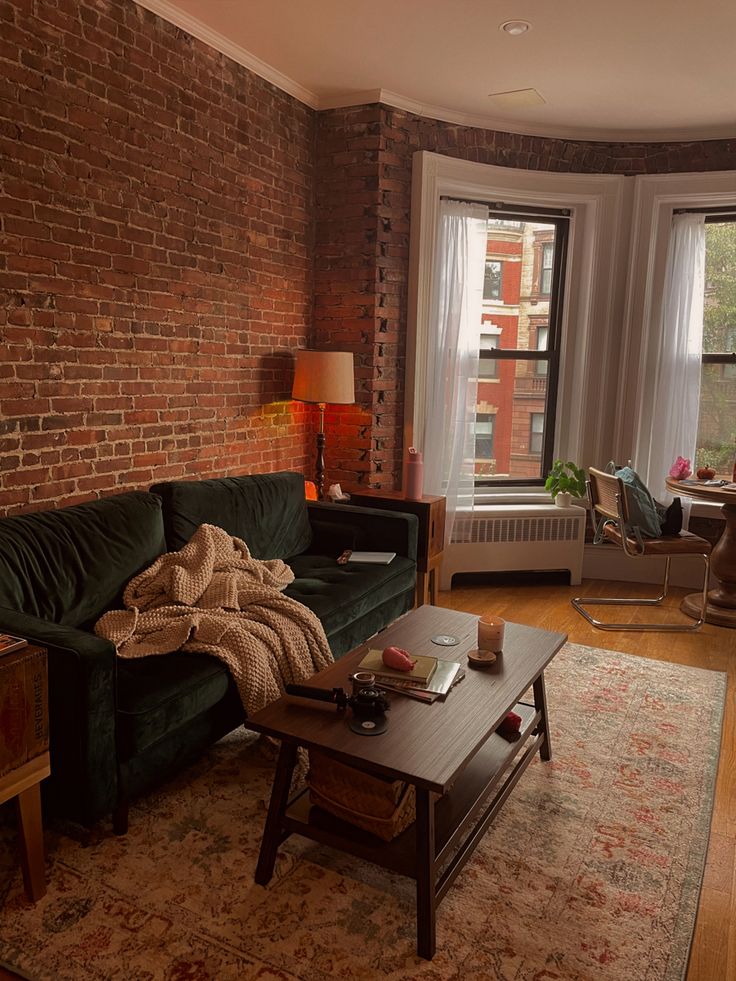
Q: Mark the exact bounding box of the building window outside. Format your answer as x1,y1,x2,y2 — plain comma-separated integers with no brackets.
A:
479,332,499,378
483,260,503,300
540,243,554,295
476,413,495,462
535,324,549,376
529,413,544,455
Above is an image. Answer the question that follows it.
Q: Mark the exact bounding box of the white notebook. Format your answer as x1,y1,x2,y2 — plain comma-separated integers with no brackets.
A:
346,551,396,565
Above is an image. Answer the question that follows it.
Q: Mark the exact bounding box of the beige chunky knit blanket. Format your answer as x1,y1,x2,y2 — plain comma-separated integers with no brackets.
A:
95,523,333,715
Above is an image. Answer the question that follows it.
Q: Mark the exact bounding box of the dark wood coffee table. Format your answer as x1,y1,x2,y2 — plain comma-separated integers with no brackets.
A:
246,605,566,959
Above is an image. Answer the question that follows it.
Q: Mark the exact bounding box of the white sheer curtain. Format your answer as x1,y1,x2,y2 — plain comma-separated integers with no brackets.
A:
422,200,487,544
636,213,706,499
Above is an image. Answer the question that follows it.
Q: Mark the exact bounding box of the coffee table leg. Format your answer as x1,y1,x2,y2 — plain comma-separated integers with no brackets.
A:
533,673,552,762
415,787,437,959
255,742,298,886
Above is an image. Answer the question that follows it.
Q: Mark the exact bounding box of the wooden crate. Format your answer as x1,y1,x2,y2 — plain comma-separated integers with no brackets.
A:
0,645,49,779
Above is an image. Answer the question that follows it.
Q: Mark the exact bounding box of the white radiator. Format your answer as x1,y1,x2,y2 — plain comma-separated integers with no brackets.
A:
441,504,586,590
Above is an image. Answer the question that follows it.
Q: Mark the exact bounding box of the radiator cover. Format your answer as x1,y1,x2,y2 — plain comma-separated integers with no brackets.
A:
442,504,586,589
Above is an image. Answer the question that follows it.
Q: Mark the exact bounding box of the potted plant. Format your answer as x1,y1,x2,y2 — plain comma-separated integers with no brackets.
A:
544,460,587,508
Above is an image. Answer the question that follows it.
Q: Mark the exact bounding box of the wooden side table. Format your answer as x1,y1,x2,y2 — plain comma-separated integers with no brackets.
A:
0,643,50,902
349,491,446,606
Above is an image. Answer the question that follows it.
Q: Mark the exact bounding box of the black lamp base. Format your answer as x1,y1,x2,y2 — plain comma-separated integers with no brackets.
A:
315,430,326,500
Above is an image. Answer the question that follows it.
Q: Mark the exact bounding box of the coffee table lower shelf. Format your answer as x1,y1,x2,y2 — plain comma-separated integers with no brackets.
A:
256,701,545,959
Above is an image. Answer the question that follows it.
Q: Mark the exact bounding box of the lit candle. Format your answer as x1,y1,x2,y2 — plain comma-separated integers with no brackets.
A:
478,615,505,652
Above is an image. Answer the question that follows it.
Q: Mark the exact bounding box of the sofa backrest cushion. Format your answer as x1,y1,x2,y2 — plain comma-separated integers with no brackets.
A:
151,471,313,559
0,492,166,627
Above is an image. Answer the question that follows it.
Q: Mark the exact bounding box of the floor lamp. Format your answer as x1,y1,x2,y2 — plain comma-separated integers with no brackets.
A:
292,350,355,500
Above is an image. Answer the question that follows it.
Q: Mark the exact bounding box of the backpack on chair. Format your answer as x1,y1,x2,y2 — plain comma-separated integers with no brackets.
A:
600,463,683,545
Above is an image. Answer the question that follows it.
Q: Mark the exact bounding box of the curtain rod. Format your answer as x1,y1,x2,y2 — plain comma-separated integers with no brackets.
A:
440,196,570,218
674,206,736,218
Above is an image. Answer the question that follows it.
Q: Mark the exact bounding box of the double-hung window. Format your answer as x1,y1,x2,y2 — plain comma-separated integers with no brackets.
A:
696,217,736,479
476,207,569,486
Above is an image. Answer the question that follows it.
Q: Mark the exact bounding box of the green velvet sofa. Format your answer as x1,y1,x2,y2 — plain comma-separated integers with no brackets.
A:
0,471,417,832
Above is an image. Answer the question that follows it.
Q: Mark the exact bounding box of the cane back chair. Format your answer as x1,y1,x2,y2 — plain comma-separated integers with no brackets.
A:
572,467,711,631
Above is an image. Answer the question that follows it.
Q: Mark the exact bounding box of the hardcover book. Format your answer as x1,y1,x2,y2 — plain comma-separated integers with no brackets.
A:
358,648,437,686
346,551,396,565
378,662,464,700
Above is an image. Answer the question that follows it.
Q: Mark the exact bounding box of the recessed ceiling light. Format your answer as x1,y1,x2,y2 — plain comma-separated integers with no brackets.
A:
500,20,531,36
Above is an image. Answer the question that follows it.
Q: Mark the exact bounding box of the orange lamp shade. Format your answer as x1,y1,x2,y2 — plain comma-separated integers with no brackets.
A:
292,350,355,405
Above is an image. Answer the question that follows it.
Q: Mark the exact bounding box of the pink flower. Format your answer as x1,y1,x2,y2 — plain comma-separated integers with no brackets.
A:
669,456,692,479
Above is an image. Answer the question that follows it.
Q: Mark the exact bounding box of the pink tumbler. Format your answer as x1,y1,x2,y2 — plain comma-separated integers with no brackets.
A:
406,446,424,500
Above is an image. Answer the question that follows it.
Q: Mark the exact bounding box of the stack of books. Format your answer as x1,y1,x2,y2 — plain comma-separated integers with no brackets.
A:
357,649,462,701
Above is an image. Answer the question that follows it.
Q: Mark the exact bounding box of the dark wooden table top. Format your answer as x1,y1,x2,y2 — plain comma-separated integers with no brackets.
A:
247,606,566,794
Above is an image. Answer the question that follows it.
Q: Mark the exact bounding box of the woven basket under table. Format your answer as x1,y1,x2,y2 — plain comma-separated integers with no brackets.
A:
307,749,416,842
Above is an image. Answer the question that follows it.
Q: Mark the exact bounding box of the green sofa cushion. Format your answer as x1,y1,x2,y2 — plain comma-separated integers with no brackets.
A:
0,492,166,628
151,471,312,559
285,553,416,641
116,652,236,757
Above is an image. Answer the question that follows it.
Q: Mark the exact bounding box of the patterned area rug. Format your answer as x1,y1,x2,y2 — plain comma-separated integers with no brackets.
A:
0,643,726,981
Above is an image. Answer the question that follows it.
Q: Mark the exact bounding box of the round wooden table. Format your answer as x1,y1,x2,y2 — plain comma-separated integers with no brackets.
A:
666,477,736,627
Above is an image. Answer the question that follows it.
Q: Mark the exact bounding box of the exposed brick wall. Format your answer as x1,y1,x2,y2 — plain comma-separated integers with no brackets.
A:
314,104,736,490
0,0,315,515
313,106,381,489
3,0,734,517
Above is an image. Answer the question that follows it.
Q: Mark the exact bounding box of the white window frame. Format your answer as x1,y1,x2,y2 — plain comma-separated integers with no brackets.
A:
405,151,630,500
619,170,736,517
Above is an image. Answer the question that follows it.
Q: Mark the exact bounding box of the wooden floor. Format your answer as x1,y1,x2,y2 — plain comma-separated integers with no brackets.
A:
442,577,736,981
1,578,733,980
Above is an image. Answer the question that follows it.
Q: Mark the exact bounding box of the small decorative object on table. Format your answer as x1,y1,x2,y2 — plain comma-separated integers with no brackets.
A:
468,614,505,667
669,455,692,480
405,446,424,500
357,647,437,687
497,710,522,742
544,459,587,508
327,483,350,502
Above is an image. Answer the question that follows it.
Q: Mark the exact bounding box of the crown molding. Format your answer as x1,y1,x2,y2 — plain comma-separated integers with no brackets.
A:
133,3,736,143
133,0,318,108
322,89,736,144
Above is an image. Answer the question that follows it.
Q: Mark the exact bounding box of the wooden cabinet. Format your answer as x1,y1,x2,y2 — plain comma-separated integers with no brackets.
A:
349,491,446,606
0,643,50,901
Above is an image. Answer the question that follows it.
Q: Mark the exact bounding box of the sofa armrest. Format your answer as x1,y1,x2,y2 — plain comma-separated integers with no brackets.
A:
0,607,118,825
306,501,418,562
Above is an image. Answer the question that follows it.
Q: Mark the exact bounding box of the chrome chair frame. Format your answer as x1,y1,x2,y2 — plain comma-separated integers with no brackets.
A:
572,468,711,632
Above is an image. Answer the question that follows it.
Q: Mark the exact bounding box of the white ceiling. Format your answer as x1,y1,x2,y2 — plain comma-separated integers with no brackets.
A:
139,0,736,142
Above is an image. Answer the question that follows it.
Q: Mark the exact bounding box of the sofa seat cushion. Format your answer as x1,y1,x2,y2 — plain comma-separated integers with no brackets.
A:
116,652,237,758
284,554,416,642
